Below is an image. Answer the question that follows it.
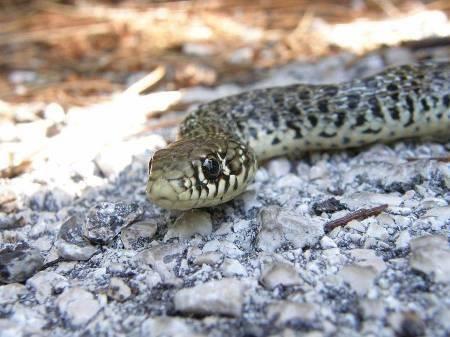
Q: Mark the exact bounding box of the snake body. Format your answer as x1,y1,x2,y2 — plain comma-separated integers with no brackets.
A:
147,62,450,210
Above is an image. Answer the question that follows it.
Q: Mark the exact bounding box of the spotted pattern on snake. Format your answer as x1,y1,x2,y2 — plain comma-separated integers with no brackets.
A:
147,62,450,210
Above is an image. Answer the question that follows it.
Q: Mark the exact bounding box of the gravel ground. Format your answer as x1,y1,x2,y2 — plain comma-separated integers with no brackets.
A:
1,47,450,337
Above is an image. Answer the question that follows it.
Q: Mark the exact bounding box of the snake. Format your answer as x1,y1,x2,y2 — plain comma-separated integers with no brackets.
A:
146,62,450,210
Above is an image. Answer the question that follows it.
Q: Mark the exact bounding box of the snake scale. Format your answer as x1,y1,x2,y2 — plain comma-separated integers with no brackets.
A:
146,62,450,210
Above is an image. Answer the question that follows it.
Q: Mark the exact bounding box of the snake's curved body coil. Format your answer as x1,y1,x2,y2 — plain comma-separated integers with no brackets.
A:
147,62,450,210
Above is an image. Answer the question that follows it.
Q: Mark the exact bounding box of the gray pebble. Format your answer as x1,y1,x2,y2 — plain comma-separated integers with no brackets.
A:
26,271,68,303
83,201,143,244
56,216,97,261
0,248,44,284
257,206,323,252
120,220,157,250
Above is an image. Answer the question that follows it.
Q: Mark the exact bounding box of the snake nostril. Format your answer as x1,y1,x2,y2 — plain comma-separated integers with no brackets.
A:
148,158,153,174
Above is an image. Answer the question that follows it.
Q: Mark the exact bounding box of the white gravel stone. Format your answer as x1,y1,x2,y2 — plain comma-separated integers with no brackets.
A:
410,235,450,283
138,242,186,285
221,258,247,277
141,316,203,337
107,277,131,302
0,283,26,305
320,236,337,249
342,192,402,208
267,301,318,326
420,206,450,229
174,279,247,317
56,288,104,327
165,210,212,241
360,299,387,319
338,264,378,295
267,159,291,178
365,222,389,241
395,230,411,249
260,263,303,289
257,206,324,252
202,240,244,258
193,251,224,266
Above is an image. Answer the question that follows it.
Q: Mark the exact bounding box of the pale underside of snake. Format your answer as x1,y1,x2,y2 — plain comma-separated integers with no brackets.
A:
146,62,450,210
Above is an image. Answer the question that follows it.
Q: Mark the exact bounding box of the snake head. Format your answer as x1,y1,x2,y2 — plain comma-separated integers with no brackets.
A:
146,136,257,210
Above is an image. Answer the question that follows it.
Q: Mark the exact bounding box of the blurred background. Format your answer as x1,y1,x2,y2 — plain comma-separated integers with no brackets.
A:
1,0,450,183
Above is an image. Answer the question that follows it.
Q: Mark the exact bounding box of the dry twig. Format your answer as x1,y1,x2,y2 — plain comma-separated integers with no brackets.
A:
122,66,166,96
324,204,389,233
406,156,450,162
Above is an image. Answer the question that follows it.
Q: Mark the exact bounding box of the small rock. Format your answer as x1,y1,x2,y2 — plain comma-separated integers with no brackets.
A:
260,263,302,289
342,192,402,208
360,299,387,319
83,201,143,244
174,279,247,317
164,210,212,241
202,240,244,258
0,319,21,337
395,230,411,249
365,222,388,241
56,216,97,261
44,102,65,123
345,220,366,233
309,160,328,180
141,316,199,337
0,213,23,230
182,43,215,56
0,283,26,305
388,311,426,337
221,258,247,277
27,271,68,303
56,287,103,327
312,198,346,215
193,252,224,266
121,220,157,250
138,242,186,284
257,206,323,253
320,236,337,249
267,301,318,326
228,47,254,65
410,235,450,282
421,206,450,229
338,264,378,295
350,249,386,273
0,248,44,283
267,159,291,178
107,277,131,302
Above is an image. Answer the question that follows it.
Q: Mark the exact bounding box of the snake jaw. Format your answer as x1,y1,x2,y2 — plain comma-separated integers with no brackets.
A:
146,136,257,210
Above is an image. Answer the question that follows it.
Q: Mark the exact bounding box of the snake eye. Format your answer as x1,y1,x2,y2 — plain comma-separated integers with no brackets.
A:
202,157,222,179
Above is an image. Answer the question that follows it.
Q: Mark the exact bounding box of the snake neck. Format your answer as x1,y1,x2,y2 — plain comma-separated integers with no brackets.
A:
182,62,450,162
